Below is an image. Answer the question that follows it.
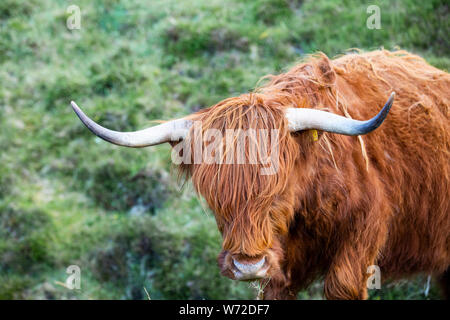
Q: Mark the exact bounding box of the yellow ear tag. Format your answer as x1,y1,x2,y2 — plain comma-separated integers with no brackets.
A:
311,129,318,141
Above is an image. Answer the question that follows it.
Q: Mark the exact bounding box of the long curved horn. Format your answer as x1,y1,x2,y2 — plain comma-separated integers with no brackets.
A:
71,101,192,148
285,92,395,135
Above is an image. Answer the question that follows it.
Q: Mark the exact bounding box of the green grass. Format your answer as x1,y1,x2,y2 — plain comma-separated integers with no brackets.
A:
0,0,448,299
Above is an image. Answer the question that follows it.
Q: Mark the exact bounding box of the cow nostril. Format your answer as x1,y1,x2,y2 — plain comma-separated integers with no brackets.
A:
232,257,266,275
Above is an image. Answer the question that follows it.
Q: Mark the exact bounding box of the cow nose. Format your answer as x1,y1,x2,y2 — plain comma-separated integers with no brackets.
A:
232,257,267,280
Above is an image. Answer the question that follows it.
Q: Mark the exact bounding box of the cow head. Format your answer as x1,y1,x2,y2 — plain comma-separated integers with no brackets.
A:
71,92,394,281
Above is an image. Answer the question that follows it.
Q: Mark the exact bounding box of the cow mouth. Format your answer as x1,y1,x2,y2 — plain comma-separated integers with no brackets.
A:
220,254,270,281
231,264,270,281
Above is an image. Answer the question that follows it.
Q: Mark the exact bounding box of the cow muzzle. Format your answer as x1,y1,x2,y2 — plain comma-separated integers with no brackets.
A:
231,256,268,280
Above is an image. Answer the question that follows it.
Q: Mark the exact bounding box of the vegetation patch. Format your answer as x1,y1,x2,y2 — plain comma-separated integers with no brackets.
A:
0,0,447,299
0,204,54,273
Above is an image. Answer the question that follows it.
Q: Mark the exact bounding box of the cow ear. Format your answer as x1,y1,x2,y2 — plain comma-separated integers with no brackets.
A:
291,128,324,145
314,54,337,86
309,129,321,142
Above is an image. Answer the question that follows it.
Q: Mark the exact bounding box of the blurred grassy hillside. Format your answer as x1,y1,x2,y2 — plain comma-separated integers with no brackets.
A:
0,0,448,299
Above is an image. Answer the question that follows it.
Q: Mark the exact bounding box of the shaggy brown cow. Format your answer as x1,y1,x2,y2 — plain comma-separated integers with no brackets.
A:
71,50,450,299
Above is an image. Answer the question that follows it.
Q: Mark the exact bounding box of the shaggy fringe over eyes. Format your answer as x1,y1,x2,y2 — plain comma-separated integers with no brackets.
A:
178,93,299,256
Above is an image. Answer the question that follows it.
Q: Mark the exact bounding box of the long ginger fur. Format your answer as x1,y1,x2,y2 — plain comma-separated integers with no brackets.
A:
178,50,450,299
